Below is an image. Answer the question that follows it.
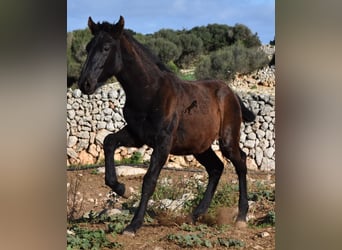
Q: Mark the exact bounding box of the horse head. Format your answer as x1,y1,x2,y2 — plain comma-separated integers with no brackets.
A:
78,16,125,94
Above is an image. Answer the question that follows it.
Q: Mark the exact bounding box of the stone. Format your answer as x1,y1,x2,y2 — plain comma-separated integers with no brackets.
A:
247,132,256,140
259,231,270,238
72,89,82,98
67,148,78,159
98,166,147,176
265,147,275,158
67,136,78,148
76,110,84,116
95,129,112,145
261,122,269,130
103,108,112,115
88,144,98,158
79,150,95,165
244,140,255,149
72,102,79,110
67,110,75,119
264,116,272,123
76,139,89,151
89,132,96,144
108,90,119,99
256,129,266,139
101,208,122,217
97,121,107,129
78,131,90,139
245,125,253,134
185,155,194,162
240,133,246,143
255,147,263,166
113,113,122,121
247,157,258,170
266,130,273,140
261,158,275,171
106,122,115,131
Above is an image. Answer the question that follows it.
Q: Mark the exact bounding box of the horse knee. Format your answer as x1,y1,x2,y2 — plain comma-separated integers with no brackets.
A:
103,133,117,152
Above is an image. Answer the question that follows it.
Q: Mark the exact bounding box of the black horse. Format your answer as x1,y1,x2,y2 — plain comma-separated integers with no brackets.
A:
78,16,255,235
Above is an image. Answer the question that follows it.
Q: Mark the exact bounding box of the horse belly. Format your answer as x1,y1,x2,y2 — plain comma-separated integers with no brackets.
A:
171,116,220,155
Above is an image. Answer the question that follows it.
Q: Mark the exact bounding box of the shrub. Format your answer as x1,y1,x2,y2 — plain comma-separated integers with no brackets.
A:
195,42,269,80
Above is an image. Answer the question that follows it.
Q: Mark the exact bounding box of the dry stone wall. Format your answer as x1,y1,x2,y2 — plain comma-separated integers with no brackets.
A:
67,83,275,171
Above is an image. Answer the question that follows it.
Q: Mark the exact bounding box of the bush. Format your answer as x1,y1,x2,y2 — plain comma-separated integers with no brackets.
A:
195,42,269,80
144,37,181,64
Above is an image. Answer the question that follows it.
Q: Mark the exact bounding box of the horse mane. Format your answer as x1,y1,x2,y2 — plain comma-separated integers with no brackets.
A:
122,31,172,73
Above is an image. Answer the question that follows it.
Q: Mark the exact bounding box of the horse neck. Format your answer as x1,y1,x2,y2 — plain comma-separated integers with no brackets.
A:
116,35,164,109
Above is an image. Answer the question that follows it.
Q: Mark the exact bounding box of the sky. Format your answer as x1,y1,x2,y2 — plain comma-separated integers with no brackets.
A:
67,0,274,44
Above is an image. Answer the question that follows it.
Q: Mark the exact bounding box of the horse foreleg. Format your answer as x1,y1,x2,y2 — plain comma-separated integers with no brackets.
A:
103,126,143,198
191,148,224,222
123,132,171,234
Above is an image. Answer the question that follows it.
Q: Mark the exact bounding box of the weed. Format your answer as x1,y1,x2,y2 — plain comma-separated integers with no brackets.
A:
210,183,239,210
257,210,275,227
114,151,144,165
90,168,99,175
179,72,196,81
217,238,245,248
248,181,275,202
67,225,121,249
167,233,205,248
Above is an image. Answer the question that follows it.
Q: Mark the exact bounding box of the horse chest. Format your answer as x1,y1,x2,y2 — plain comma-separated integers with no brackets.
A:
123,108,161,144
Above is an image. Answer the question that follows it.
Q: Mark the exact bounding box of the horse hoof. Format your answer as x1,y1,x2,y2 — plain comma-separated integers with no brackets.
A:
122,230,135,237
235,220,247,228
121,187,132,199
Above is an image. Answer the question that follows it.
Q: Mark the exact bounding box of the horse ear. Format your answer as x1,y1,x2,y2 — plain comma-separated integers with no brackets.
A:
112,16,125,38
88,17,98,35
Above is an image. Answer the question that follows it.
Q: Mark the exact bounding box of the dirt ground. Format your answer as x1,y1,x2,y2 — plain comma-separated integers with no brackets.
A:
67,163,275,249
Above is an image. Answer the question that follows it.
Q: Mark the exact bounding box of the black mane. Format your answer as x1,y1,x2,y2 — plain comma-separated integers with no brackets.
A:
123,31,172,73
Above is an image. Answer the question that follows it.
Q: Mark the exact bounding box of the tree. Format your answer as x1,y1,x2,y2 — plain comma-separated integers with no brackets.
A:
233,24,261,47
175,33,203,67
144,37,181,64
67,29,92,81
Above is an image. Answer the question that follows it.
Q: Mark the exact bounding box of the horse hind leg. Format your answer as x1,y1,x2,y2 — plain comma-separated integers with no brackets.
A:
219,133,249,228
103,126,143,198
192,148,224,222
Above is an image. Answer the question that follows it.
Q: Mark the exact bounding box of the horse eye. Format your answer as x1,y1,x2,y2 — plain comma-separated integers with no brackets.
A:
103,45,111,52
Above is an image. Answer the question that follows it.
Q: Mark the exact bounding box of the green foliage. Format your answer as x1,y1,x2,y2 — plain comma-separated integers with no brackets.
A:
166,61,179,73
257,210,276,227
178,71,196,81
114,151,144,165
217,238,245,248
67,225,121,249
195,42,269,80
248,181,275,202
144,37,181,63
67,29,92,80
210,183,239,209
175,33,203,67
233,23,261,47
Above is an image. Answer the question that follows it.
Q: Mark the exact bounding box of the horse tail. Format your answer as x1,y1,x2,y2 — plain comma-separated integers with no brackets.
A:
237,95,256,123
